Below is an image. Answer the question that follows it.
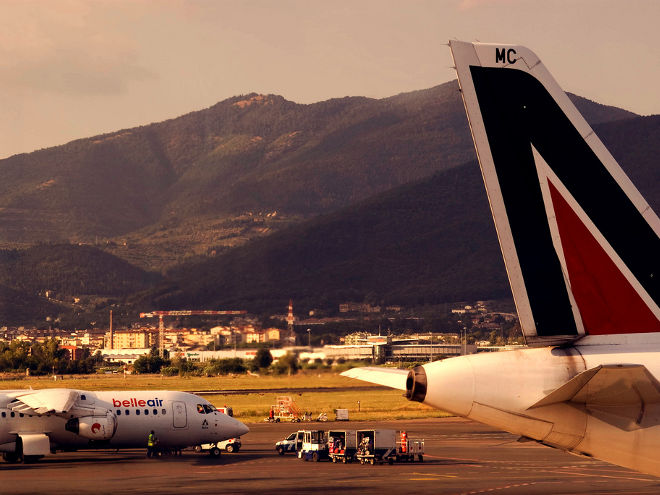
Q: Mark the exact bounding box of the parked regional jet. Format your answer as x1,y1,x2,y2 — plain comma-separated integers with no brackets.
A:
343,41,660,476
0,388,249,463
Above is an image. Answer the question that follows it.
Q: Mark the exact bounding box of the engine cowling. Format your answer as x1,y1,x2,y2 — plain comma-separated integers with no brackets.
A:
65,410,117,441
405,365,427,403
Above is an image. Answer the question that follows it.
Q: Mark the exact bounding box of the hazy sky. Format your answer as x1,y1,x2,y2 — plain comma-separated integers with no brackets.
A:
1,0,658,159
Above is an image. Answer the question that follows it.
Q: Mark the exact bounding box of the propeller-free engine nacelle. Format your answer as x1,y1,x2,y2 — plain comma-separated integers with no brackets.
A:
65,410,117,441
405,365,427,402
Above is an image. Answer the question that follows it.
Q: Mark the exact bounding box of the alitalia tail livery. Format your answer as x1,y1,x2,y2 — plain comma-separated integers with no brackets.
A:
344,41,660,476
1,389,249,463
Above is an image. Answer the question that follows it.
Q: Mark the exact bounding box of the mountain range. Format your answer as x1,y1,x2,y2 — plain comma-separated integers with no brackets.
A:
0,81,656,324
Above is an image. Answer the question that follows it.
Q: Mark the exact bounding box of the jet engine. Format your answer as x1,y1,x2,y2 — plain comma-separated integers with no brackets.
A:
65,410,117,441
405,365,427,402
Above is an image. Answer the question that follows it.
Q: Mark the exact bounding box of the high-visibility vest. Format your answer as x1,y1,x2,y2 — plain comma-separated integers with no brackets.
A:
147,433,155,447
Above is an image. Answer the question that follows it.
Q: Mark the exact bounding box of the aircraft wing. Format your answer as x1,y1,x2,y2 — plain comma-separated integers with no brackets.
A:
9,388,78,415
341,367,408,391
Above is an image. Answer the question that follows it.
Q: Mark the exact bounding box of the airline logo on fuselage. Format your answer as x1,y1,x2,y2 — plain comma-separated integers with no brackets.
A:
112,398,164,408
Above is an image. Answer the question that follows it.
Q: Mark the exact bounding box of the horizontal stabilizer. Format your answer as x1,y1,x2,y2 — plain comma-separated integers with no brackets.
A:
341,367,408,391
528,364,660,430
10,389,78,415
529,364,660,409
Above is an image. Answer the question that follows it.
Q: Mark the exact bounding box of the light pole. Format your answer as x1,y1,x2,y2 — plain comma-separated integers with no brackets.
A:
307,328,311,349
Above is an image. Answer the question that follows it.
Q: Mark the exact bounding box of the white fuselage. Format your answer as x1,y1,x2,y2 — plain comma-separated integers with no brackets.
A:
0,389,249,454
420,333,660,476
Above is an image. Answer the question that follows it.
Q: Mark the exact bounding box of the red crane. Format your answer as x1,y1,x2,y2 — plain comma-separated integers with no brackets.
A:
140,310,247,355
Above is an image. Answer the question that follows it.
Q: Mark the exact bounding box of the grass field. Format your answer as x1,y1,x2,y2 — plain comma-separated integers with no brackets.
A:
0,371,450,423
0,371,359,391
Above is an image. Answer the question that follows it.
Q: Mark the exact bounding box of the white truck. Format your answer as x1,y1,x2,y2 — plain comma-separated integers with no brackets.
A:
275,430,304,455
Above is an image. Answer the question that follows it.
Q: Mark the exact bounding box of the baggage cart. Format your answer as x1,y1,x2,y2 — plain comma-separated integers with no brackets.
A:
328,429,357,463
355,429,396,465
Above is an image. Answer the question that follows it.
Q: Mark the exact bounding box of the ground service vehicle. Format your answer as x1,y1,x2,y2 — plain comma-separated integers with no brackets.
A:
194,437,242,456
299,429,328,462
394,431,424,463
328,429,356,463
355,429,396,465
275,430,303,455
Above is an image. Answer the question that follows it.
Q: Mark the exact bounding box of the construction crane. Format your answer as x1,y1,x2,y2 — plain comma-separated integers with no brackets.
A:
139,310,247,356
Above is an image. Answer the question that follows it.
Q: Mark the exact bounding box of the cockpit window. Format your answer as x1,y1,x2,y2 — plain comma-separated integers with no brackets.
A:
197,404,205,414
203,404,214,414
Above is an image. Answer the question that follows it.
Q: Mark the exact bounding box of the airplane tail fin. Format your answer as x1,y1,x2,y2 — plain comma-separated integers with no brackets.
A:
449,41,660,345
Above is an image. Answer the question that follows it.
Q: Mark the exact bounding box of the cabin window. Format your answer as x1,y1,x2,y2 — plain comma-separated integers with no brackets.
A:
136,409,140,416
153,409,158,415
10,412,15,417
19,413,24,418
125,410,130,416
161,409,166,415
197,404,205,414
116,410,121,416
1,412,5,418
81,395,86,400
144,409,149,416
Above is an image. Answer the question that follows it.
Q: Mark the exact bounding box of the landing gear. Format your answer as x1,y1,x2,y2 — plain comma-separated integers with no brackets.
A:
2,452,21,464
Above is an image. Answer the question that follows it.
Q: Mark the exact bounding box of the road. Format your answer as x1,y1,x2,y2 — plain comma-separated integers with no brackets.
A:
2,418,659,494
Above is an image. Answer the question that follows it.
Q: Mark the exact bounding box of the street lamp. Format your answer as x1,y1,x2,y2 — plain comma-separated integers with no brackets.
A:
307,328,311,349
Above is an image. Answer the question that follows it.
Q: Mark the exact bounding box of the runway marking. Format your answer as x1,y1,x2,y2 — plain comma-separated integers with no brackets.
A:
538,468,655,482
456,482,537,494
411,472,457,478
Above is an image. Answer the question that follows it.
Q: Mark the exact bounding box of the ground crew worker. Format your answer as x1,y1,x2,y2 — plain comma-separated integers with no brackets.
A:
147,430,157,458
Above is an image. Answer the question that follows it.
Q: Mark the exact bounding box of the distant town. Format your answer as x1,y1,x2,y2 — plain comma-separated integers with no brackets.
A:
0,299,521,375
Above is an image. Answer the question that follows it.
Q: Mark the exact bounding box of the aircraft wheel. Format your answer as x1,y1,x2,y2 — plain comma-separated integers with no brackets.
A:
226,445,234,453
209,447,222,458
193,445,202,453
3,452,21,464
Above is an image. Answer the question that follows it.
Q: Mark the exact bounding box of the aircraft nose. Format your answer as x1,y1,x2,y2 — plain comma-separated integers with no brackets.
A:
227,417,249,437
236,421,250,436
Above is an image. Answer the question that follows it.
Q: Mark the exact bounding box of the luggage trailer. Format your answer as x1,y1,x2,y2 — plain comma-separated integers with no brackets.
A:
355,429,424,465
328,429,357,463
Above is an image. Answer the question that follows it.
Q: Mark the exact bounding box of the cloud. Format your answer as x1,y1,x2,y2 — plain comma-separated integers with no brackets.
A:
0,0,155,96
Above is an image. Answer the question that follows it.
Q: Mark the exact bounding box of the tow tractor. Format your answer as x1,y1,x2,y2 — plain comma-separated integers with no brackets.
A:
193,437,242,457
328,429,357,463
299,430,329,462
